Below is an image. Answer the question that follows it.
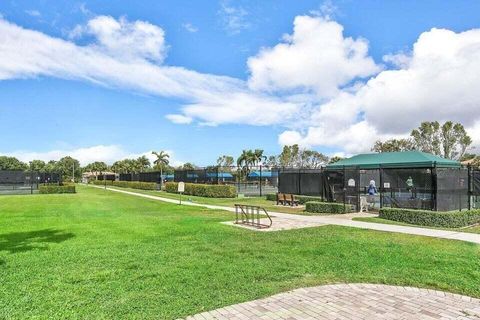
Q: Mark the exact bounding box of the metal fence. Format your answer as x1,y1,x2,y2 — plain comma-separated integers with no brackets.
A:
173,166,280,196
0,170,61,195
278,166,480,212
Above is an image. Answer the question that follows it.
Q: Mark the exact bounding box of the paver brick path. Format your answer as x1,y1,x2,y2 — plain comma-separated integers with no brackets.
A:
185,284,480,320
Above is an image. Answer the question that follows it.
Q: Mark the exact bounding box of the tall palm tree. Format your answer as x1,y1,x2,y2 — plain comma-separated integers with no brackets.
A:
237,150,256,180
152,151,170,188
253,149,266,166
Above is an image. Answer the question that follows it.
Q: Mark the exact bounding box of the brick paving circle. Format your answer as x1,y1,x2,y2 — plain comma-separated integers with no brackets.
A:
185,284,480,319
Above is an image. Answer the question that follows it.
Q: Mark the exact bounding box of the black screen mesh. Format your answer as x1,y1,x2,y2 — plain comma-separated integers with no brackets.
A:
381,168,433,210
436,168,469,211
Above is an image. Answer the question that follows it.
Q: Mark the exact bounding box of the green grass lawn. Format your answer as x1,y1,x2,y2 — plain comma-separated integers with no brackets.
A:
103,185,307,214
353,217,480,234
1,185,479,319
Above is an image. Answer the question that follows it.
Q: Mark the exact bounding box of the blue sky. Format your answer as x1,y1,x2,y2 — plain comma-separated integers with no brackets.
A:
1,0,480,165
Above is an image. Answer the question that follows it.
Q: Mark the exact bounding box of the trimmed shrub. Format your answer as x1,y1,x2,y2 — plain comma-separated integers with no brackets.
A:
39,184,76,194
305,201,351,214
379,207,480,228
265,193,276,201
165,182,236,198
296,195,324,204
91,180,157,190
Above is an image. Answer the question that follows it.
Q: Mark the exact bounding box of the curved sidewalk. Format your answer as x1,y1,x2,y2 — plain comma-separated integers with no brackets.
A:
90,185,480,245
184,284,480,320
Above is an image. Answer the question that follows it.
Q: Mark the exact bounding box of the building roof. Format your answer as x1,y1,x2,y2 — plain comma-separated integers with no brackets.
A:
326,151,460,169
248,170,278,178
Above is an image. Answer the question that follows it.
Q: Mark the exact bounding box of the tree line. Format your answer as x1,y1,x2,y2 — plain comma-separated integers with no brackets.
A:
372,121,474,161
1,120,477,181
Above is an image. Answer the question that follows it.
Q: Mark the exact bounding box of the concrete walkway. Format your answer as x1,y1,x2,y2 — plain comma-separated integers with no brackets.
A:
89,185,480,245
184,284,480,319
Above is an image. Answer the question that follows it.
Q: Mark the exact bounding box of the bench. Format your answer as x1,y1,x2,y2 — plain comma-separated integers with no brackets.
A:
276,192,299,206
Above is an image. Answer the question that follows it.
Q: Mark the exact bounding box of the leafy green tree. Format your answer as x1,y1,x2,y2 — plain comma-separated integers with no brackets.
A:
83,162,109,175
410,121,472,160
279,145,299,167
44,160,57,173
277,145,328,168
265,155,279,167
0,156,28,171
328,156,343,164
216,155,234,168
373,121,472,160
54,156,81,182
111,159,137,173
29,160,46,172
179,162,196,170
298,150,328,168
371,139,415,153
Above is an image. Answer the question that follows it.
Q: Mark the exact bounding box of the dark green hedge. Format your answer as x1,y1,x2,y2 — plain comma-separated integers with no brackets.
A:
266,193,323,204
266,193,276,201
379,207,480,228
39,185,76,194
165,182,236,198
92,180,157,190
305,201,351,214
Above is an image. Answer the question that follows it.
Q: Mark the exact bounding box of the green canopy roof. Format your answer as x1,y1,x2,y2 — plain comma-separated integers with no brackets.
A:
326,151,460,169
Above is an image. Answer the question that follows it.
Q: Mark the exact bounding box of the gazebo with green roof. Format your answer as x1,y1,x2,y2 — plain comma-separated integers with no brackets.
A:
326,151,460,170
279,151,470,212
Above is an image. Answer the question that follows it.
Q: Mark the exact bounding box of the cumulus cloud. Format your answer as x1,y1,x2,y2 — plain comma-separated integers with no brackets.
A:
247,16,380,97
3,145,183,167
0,16,296,127
278,27,480,154
1,14,480,156
69,15,167,63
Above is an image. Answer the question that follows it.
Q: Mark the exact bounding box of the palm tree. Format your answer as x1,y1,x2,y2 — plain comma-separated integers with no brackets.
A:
237,150,255,180
152,151,170,188
252,149,266,166
136,156,151,172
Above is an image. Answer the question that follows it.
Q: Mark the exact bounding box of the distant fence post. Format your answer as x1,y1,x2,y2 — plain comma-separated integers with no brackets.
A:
468,164,472,210
259,165,262,197
379,165,383,209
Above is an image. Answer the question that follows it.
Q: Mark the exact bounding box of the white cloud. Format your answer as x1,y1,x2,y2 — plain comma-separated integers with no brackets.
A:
182,23,198,33
218,1,250,35
0,16,296,127
277,27,480,154
165,114,193,124
70,15,167,63
247,16,380,97
1,14,480,156
2,145,183,167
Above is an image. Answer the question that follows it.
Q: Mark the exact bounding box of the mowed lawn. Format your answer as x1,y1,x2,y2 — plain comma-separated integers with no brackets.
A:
105,185,306,214
1,186,479,319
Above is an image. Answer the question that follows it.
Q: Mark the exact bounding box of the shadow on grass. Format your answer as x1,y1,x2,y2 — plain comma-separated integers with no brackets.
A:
0,229,75,253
